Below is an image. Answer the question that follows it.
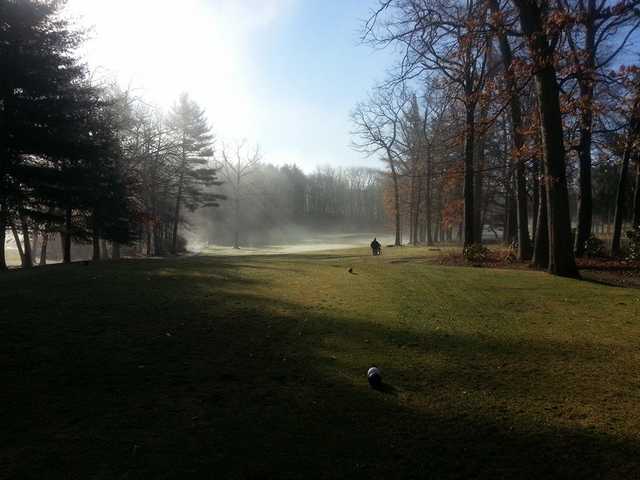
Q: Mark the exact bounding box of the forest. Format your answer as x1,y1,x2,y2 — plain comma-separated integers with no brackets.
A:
353,0,640,277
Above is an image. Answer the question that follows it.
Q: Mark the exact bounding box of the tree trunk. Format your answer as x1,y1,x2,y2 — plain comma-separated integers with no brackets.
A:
10,222,24,266
233,191,240,249
153,223,162,256
112,242,121,260
92,214,101,261
20,214,32,268
489,0,531,260
633,154,640,228
146,226,152,256
425,150,433,245
31,227,39,258
514,0,578,276
171,165,186,255
389,151,402,246
463,103,476,246
412,176,422,245
532,160,540,244
39,232,48,266
574,1,596,258
63,205,72,264
532,175,549,269
474,113,486,243
0,199,6,271
100,239,109,260
611,142,633,256
575,87,594,257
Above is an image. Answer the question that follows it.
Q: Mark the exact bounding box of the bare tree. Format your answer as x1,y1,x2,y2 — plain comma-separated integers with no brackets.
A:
218,140,261,249
365,0,491,247
352,88,409,246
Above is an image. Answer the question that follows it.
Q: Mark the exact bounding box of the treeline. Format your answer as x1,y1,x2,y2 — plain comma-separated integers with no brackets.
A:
355,0,640,276
1,1,390,269
0,1,222,269
199,161,387,247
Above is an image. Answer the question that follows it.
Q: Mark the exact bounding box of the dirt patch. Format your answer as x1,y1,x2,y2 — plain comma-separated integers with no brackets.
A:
429,247,527,270
577,258,640,288
430,249,640,287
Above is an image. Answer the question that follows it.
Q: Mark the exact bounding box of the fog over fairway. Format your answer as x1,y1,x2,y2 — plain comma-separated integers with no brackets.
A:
197,233,394,256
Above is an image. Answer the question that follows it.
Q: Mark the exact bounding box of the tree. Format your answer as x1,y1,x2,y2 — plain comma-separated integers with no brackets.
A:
218,140,261,249
511,0,578,276
559,0,640,257
352,88,408,246
366,0,491,246
167,93,222,254
611,69,640,255
488,0,532,260
0,0,84,270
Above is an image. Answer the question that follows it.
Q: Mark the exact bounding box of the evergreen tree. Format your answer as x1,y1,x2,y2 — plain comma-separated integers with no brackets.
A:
167,93,223,254
0,0,85,269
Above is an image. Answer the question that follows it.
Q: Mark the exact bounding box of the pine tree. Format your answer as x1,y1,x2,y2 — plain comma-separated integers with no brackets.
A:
167,93,223,254
0,0,85,269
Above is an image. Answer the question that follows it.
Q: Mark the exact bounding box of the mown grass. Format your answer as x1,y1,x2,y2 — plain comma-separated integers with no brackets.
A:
1,247,639,479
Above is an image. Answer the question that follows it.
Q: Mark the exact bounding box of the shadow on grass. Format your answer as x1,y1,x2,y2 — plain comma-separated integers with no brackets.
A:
1,256,638,479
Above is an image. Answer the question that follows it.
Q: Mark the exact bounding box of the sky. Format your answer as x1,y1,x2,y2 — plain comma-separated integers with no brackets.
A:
62,0,395,172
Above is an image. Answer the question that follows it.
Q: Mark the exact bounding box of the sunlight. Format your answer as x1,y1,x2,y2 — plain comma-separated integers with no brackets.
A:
64,0,253,134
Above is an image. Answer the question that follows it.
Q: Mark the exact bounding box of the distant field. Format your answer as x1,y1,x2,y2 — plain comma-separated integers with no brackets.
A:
1,247,639,478
4,248,21,267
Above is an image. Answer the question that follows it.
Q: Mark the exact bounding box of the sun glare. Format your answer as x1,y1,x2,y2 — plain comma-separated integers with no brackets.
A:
64,0,253,136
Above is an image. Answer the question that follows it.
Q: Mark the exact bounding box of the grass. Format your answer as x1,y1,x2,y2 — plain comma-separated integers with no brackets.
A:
1,246,639,479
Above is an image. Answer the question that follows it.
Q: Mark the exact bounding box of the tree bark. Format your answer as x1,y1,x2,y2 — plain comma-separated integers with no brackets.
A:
474,108,487,243
633,153,640,228
39,232,48,266
100,239,109,260
388,149,402,246
19,210,32,268
513,0,578,276
574,95,594,257
425,150,433,245
0,199,6,271
611,142,633,256
412,175,422,245
463,103,476,246
172,168,185,255
10,222,24,266
392,173,402,246
489,0,531,260
573,0,596,258
92,213,101,261
532,160,540,244
532,174,549,269
63,205,72,264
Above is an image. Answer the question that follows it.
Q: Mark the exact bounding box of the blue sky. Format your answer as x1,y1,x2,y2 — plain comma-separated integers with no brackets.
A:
64,0,395,171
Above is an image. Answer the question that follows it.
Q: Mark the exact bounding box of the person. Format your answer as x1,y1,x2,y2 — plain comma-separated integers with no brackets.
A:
370,237,381,256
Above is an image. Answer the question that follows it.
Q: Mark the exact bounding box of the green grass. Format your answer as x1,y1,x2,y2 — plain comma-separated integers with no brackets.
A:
2,247,639,479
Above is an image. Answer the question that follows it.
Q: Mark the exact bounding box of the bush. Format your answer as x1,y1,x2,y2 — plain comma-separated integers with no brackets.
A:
503,242,518,263
463,243,489,263
626,226,640,261
584,235,606,258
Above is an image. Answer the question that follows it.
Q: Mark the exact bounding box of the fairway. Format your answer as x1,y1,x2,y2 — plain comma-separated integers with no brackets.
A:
2,248,639,479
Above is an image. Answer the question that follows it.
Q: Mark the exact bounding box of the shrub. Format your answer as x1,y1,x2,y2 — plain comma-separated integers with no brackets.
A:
463,243,489,263
626,226,640,261
503,242,518,263
584,235,606,258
